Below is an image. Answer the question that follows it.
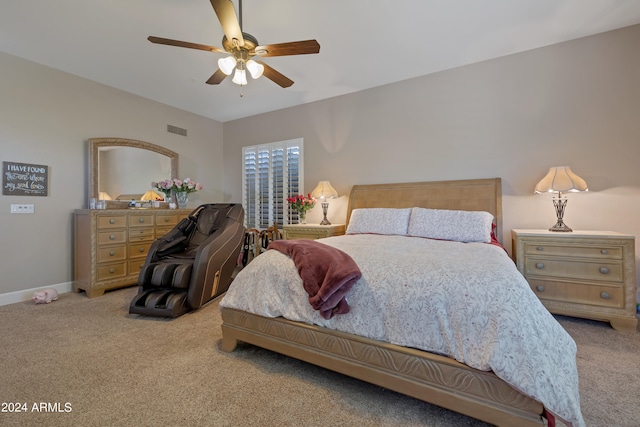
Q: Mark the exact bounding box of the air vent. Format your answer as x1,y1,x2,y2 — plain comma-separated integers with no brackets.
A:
167,124,187,137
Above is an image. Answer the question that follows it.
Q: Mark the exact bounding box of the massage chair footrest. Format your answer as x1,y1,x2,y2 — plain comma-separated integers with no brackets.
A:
129,289,190,318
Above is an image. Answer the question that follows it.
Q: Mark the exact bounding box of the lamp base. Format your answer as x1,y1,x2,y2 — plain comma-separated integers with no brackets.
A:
550,197,572,232
549,221,572,232
320,201,331,225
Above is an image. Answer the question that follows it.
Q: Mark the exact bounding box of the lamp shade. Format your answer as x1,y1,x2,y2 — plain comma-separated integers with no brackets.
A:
218,56,237,75
141,190,163,201
311,181,338,200
232,68,247,85
534,166,588,195
98,191,112,200
246,59,264,79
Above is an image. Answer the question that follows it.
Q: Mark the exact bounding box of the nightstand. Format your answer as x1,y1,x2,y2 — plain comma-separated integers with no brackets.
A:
282,223,346,240
512,229,637,332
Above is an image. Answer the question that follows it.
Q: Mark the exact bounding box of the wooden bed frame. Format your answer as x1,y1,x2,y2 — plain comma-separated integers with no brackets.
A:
220,178,547,427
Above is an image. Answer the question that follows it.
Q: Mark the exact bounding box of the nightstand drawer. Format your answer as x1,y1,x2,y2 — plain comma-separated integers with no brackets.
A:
524,258,623,282
528,278,624,308
523,242,622,260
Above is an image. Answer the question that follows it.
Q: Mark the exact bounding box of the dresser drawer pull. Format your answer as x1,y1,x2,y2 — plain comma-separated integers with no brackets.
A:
535,262,545,269
165,217,170,222
536,246,544,251
109,218,116,224
109,234,116,240
599,267,609,274
600,249,608,255
600,292,611,300
139,247,145,253
109,268,115,274
109,250,115,256
536,285,545,292
139,218,145,223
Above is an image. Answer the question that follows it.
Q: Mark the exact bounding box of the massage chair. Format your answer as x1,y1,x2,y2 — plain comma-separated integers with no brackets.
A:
129,203,245,318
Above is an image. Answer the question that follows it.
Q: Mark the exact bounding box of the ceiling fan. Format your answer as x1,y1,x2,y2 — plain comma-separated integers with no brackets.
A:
148,0,320,88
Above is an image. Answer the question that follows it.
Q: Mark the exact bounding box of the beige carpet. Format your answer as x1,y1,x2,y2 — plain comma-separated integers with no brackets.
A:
0,287,638,427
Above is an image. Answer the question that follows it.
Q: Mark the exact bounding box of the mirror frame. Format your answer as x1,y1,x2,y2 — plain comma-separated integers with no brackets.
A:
89,137,178,208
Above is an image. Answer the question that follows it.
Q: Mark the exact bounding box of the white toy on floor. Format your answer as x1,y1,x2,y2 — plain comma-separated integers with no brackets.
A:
32,288,58,304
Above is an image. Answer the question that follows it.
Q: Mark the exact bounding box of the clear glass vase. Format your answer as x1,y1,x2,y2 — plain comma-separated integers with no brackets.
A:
299,211,306,224
174,191,188,209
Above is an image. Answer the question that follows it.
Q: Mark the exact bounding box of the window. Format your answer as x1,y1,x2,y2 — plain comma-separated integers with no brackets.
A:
242,138,304,229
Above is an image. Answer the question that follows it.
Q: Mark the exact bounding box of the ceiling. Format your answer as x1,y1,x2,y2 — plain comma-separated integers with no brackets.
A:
2,1,640,123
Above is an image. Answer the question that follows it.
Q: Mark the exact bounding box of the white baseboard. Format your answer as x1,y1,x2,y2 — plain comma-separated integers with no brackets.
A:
0,282,73,306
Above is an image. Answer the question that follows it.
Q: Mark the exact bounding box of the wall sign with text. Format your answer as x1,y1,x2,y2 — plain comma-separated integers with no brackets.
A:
2,161,49,196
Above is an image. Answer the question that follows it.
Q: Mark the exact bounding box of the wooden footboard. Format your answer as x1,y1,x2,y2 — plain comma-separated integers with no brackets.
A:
220,307,545,427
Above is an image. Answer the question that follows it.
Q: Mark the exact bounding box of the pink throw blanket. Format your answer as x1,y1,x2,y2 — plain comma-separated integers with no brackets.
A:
268,240,361,319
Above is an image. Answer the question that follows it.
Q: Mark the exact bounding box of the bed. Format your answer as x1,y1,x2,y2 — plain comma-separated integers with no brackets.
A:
219,178,584,427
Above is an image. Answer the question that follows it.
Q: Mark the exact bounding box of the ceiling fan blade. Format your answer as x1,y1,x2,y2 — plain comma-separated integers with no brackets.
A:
256,61,294,88
211,0,244,47
206,69,228,85
255,40,320,57
148,36,225,53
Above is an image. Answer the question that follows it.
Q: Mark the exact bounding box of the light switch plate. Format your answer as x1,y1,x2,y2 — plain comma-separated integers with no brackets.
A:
10,204,34,214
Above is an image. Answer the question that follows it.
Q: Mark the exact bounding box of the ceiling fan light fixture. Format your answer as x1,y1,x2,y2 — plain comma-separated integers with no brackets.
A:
232,67,248,85
246,59,264,79
218,55,237,75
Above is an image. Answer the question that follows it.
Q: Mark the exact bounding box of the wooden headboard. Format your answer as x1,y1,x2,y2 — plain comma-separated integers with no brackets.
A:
346,178,503,243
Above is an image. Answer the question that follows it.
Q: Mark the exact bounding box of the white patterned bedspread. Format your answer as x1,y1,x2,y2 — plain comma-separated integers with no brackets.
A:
220,234,585,427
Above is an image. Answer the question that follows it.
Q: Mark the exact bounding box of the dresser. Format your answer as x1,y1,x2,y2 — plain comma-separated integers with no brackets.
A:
512,229,637,332
73,209,191,297
282,223,346,240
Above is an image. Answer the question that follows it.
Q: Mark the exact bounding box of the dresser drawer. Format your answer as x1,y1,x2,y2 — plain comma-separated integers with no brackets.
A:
129,214,154,227
97,245,127,263
129,242,152,259
523,242,622,260
128,227,155,242
524,258,623,282
97,215,126,229
157,213,181,227
97,262,127,280
528,278,624,308
97,230,127,245
128,259,147,275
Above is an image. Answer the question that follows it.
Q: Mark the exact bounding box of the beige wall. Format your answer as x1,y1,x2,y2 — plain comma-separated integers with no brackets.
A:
223,25,640,284
0,52,224,298
2,24,639,301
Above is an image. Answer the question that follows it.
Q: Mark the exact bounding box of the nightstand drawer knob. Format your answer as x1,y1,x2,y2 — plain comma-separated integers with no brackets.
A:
599,267,610,274
109,234,116,240
601,249,608,254
536,246,544,251
109,250,115,256
535,262,545,269
110,219,116,224
600,292,611,300
536,285,545,292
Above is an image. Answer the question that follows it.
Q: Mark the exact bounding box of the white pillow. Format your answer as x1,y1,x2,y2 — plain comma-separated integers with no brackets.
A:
408,208,494,243
346,208,411,236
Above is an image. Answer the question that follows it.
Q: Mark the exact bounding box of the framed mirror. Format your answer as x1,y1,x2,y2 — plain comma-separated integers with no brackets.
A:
89,138,178,208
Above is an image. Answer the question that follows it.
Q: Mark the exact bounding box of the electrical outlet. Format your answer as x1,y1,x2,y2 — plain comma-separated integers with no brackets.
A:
10,204,35,214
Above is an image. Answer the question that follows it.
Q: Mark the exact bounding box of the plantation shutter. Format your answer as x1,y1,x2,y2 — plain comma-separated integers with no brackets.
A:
242,138,303,229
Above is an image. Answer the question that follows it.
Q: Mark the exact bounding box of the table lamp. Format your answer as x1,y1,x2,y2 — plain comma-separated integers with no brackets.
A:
534,166,588,232
311,181,338,225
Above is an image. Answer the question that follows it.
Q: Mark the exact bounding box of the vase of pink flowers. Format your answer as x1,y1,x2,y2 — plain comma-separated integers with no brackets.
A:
152,178,203,208
286,193,316,224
